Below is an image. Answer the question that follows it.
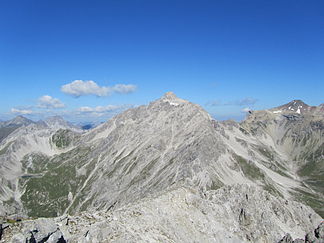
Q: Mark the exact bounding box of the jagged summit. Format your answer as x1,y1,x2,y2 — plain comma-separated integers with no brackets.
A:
8,115,34,126
45,115,65,122
163,91,177,99
269,99,314,115
44,115,80,131
282,99,308,108
0,115,34,130
158,91,189,107
0,116,35,143
277,99,308,111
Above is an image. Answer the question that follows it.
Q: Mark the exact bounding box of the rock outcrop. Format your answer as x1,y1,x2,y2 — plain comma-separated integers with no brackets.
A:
1,184,322,243
278,222,324,243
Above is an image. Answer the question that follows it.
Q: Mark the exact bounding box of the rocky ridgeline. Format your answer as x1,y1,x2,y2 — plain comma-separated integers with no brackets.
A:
0,184,323,243
279,222,324,243
0,93,323,242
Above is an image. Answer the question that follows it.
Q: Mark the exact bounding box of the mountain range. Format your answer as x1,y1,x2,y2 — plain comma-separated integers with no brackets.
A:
0,92,323,242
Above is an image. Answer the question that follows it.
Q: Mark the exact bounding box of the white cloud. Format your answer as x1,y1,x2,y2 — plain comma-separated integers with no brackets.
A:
61,80,137,97
76,105,126,118
207,97,258,107
242,107,252,113
11,108,33,115
235,98,258,106
38,95,65,108
112,84,137,94
77,105,120,113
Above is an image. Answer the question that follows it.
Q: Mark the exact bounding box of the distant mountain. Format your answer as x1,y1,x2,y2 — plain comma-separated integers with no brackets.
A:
0,94,323,242
242,100,324,216
0,115,34,128
0,116,35,144
44,116,80,131
270,99,323,116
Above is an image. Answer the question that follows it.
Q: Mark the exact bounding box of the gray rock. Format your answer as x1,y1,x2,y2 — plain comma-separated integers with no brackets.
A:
0,93,323,221
279,233,293,243
3,184,320,243
0,93,323,242
315,222,324,239
10,233,25,243
293,239,305,243
278,222,324,243
305,231,317,242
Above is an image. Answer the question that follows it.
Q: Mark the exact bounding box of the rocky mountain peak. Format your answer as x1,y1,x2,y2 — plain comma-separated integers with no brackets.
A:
45,115,65,123
163,91,177,99
44,116,80,131
0,94,323,243
157,91,189,107
287,99,308,107
270,99,311,114
9,116,34,126
282,99,308,109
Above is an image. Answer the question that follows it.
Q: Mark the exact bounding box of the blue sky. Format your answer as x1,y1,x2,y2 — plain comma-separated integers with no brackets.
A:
1,0,323,122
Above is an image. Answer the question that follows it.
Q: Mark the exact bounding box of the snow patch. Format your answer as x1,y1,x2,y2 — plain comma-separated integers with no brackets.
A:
163,99,179,106
169,102,179,106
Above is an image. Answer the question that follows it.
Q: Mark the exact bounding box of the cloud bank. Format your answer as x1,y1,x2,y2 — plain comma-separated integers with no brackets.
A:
11,108,33,115
77,105,121,113
207,97,258,107
76,104,129,118
234,98,258,106
61,80,137,97
38,95,65,108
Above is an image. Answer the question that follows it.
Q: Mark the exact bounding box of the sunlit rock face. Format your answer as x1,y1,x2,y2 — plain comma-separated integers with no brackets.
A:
0,93,323,242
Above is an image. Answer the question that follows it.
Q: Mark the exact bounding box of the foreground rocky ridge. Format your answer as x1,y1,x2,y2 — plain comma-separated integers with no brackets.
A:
1,184,322,243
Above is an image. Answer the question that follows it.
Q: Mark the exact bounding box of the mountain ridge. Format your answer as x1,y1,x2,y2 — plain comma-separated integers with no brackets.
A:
0,93,323,242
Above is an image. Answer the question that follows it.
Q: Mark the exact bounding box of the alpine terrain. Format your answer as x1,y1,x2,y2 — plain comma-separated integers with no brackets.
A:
0,92,323,242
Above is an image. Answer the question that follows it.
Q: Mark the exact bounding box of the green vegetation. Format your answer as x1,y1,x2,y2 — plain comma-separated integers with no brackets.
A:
233,154,283,197
20,153,50,174
262,184,283,198
6,218,17,224
274,168,293,179
207,179,224,191
0,142,13,156
51,129,75,149
128,157,160,186
3,197,15,206
21,164,76,217
239,127,249,135
20,146,92,217
67,159,98,214
292,188,324,218
253,145,293,179
298,144,324,194
257,147,274,161
294,142,324,217
233,154,264,181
